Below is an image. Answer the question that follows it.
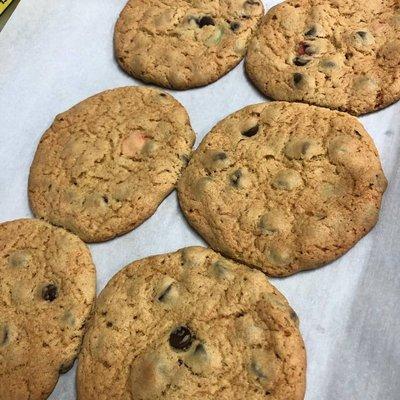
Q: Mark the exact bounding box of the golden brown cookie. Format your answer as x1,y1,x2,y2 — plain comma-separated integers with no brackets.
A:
114,0,264,89
246,0,400,115
0,219,96,400
77,247,306,399
29,86,196,242
178,102,387,276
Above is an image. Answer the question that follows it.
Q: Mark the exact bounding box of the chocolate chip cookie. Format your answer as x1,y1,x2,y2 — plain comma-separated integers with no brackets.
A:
77,247,306,399
246,0,400,115
114,0,264,89
29,86,195,242
178,102,387,276
0,219,96,400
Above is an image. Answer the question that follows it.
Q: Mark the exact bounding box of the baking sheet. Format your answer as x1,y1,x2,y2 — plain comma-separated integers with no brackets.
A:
0,1,399,399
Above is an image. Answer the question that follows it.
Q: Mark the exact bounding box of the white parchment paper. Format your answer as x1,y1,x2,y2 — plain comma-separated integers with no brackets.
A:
0,1,399,399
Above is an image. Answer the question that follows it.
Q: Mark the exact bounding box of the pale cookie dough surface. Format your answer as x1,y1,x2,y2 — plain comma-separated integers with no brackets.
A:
178,102,387,276
29,86,196,242
246,0,400,115
114,0,264,89
77,247,306,400
0,219,96,400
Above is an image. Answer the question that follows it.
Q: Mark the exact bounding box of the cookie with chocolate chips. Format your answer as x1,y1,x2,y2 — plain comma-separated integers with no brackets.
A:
77,247,306,399
246,0,400,115
0,219,96,400
178,102,387,276
114,0,264,89
29,86,195,242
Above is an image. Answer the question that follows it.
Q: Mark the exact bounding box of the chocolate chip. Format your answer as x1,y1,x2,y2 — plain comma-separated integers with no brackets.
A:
158,284,173,302
245,0,260,5
159,93,167,97
212,260,230,278
293,73,304,85
305,26,316,37
180,154,190,166
197,16,215,28
301,142,311,154
212,152,227,161
293,56,310,66
242,125,259,137
194,343,206,355
42,284,58,302
169,326,194,351
0,325,9,346
320,60,336,68
356,31,367,39
290,309,299,323
230,169,242,187
230,21,240,31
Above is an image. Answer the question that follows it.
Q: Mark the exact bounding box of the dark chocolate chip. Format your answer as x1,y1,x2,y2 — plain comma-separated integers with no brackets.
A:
320,60,336,68
158,284,173,302
245,0,260,5
42,284,58,302
301,142,311,154
242,125,259,137
0,325,9,346
180,154,190,166
290,309,299,322
293,56,310,66
230,21,240,31
159,93,167,97
106,321,113,328
197,16,215,28
356,31,367,39
230,170,242,187
293,73,304,85
194,343,206,355
305,26,316,37
169,326,194,351
212,152,227,161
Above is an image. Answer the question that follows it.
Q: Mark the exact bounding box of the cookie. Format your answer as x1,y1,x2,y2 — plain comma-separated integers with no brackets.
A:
0,219,96,400
29,86,196,242
77,246,306,399
245,0,400,115
114,0,264,89
178,102,387,276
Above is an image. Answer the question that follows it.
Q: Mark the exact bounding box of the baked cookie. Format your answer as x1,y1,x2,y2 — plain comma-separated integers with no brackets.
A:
29,87,195,242
114,0,264,89
0,219,96,400
178,102,387,276
245,0,400,115
77,247,306,399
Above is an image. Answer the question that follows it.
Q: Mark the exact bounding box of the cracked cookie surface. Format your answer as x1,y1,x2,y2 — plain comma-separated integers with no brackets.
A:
0,219,96,400
114,0,264,89
178,102,387,276
77,247,306,400
29,86,196,242
245,0,400,115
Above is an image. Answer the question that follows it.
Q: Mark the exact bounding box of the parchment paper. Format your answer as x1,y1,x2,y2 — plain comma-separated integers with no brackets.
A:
0,1,399,399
